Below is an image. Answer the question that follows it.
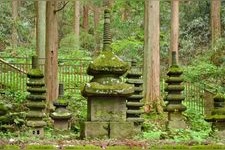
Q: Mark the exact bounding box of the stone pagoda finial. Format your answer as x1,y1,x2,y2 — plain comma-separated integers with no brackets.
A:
103,9,112,51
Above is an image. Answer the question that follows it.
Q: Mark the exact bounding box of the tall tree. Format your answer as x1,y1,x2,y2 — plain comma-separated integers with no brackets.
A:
170,0,179,65
93,4,101,56
144,0,161,113
12,1,18,49
36,1,46,65
82,4,89,31
73,0,80,48
211,0,221,46
45,1,59,110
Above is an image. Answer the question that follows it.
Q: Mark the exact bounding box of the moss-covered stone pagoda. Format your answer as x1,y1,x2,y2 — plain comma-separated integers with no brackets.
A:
26,56,46,136
51,83,72,131
205,94,225,138
81,9,134,139
164,51,187,129
126,59,144,131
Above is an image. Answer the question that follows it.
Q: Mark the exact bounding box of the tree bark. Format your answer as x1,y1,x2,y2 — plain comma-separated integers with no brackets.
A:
82,4,89,31
170,0,179,66
45,1,59,110
93,5,101,56
36,1,46,65
211,0,221,46
144,0,161,113
73,0,80,48
12,1,18,50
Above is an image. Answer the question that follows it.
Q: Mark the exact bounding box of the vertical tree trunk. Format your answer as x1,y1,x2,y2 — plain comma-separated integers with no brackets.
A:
170,0,179,65
73,0,80,48
12,1,18,50
45,1,59,110
211,0,221,46
82,4,89,31
93,5,101,56
143,0,161,113
36,1,46,65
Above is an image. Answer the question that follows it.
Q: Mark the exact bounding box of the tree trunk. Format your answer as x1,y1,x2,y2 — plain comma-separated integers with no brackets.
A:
170,0,179,66
45,1,59,110
211,0,221,46
93,5,101,56
12,1,18,50
36,1,46,65
82,4,89,31
144,0,161,113
73,0,80,48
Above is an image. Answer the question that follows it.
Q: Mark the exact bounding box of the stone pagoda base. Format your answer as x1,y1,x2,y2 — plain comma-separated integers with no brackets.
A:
167,112,187,129
212,122,225,138
81,121,136,139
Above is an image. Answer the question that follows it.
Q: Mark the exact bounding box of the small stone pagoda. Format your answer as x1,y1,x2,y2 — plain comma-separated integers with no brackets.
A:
205,94,225,138
126,59,144,130
51,83,72,130
81,9,134,139
26,56,46,136
164,51,187,129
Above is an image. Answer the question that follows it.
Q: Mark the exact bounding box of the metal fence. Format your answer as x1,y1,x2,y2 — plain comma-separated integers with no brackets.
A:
0,57,92,94
0,57,207,115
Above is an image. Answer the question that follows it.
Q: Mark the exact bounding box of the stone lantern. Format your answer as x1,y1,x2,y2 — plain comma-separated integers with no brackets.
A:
51,83,72,130
164,51,187,129
205,94,225,138
26,56,46,136
81,9,134,139
126,59,144,130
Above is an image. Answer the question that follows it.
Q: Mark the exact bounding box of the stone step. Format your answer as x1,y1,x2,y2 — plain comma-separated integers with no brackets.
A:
128,94,143,100
127,117,144,122
127,102,144,107
127,110,144,115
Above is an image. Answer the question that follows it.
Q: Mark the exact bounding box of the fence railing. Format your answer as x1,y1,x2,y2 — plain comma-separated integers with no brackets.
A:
0,57,208,115
0,57,92,94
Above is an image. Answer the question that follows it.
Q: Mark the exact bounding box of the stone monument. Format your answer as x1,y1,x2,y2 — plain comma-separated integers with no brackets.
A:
164,51,187,129
81,9,134,139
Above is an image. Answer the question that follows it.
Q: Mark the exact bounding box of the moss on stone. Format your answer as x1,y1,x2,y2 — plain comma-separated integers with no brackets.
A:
87,50,129,75
165,84,184,92
167,65,183,76
214,93,225,101
165,76,184,83
27,69,44,78
82,82,134,97
166,94,185,101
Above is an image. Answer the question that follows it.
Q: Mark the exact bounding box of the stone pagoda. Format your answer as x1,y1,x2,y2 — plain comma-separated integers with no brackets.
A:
205,94,225,138
51,83,72,131
26,56,46,136
81,9,134,139
126,59,144,130
164,51,187,129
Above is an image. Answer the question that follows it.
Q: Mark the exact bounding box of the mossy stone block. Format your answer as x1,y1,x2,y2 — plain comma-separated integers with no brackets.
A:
80,121,109,139
87,97,127,121
109,122,135,139
167,112,187,129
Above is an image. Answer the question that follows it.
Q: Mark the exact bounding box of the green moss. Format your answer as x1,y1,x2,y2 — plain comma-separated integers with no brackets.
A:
64,145,101,150
87,50,129,75
27,69,44,78
214,93,225,101
166,94,185,101
82,82,134,96
167,65,183,75
211,108,225,115
2,145,20,150
25,145,55,150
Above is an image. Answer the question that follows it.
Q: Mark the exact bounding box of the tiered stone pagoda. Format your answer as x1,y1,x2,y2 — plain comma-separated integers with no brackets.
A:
51,83,72,130
26,56,46,136
164,51,187,129
126,59,144,130
205,94,225,138
81,9,134,139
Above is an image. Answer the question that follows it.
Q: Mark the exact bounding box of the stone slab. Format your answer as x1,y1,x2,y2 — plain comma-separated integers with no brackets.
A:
87,97,126,121
109,122,135,139
80,121,109,139
167,112,187,129
54,120,69,131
